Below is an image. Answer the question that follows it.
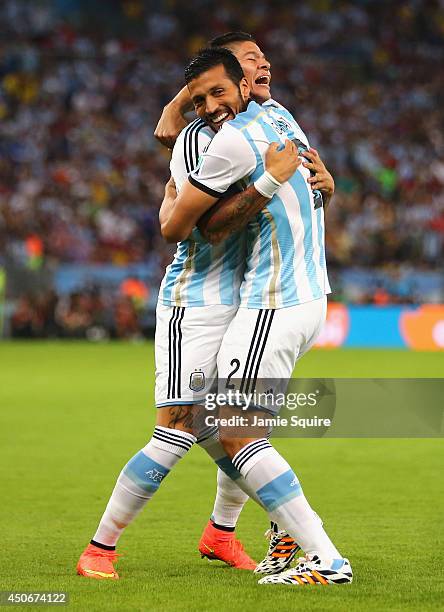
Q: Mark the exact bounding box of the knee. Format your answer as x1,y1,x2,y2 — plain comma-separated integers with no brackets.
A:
219,434,251,459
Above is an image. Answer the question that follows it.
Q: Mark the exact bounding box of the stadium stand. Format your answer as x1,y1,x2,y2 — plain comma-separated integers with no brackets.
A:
1,0,443,337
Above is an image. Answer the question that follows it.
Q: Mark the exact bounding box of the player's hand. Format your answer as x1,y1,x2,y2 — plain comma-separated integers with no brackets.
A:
302,148,335,197
154,103,188,149
265,140,301,184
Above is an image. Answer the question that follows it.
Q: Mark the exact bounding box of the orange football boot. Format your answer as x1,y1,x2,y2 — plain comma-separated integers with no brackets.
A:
198,520,256,570
77,543,120,580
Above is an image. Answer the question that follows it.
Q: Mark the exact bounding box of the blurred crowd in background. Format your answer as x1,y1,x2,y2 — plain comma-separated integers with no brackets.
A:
1,0,443,338
10,289,149,339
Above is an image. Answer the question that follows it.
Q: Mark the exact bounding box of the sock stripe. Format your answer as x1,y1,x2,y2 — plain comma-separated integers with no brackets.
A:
233,438,270,467
232,439,272,472
90,539,116,551
232,438,263,458
154,426,195,444
211,521,236,532
234,442,271,472
152,429,194,452
152,432,191,452
256,469,302,512
233,437,270,460
152,431,194,449
123,451,170,492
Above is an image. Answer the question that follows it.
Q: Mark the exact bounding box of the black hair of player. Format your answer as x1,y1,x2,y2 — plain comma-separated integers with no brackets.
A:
185,47,244,86
209,31,256,48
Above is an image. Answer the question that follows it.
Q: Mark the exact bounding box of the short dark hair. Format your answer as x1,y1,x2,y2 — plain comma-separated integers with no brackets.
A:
209,31,256,48
185,47,244,85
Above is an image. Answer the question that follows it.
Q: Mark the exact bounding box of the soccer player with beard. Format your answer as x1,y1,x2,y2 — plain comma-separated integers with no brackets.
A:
160,47,353,587
157,32,335,575
155,32,334,206
76,34,336,582
76,48,300,580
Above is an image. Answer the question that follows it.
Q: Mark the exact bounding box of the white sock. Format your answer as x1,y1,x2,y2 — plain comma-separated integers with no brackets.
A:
198,429,251,528
211,468,249,528
92,427,196,547
232,439,341,560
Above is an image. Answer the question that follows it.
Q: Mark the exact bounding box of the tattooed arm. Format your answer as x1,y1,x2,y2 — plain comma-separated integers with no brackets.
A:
197,141,301,245
197,185,270,244
160,139,299,244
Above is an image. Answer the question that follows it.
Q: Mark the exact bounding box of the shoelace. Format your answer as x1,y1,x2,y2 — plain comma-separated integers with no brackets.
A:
292,555,321,572
264,528,296,553
264,528,285,547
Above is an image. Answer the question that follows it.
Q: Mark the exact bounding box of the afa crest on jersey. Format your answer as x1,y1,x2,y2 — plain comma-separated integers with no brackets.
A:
189,370,205,392
264,112,292,135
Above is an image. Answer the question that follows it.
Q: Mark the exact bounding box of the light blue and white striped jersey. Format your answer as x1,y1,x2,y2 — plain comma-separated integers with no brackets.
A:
159,118,246,307
189,99,331,309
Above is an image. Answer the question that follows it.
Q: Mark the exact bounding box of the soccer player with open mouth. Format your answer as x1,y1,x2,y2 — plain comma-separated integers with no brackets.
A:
158,46,352,587
77,36,349,587
154,32,336,577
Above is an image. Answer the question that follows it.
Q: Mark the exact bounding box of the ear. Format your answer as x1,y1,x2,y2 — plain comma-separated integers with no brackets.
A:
239,76,250,102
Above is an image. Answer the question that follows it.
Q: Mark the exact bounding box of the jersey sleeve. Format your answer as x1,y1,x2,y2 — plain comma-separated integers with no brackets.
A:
189,124,257,197
170,121,213,193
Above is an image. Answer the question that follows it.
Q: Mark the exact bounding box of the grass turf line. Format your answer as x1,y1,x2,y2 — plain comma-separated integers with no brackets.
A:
0,342,443,611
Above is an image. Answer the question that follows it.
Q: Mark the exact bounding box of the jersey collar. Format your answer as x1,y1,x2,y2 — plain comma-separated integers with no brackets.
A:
261,98,280,108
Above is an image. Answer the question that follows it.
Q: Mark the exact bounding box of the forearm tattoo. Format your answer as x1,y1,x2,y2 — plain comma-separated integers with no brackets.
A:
199,185,268,244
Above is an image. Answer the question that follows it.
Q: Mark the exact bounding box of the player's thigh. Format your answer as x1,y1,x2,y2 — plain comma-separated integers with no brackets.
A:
156,404,203,436
155,303,237,408
216,306,294,387
217,298,327,387
294,296,327,362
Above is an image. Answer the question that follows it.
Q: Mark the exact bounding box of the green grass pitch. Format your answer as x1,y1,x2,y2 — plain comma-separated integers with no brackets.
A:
0,342,443,611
